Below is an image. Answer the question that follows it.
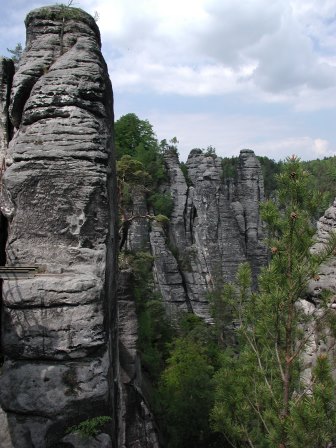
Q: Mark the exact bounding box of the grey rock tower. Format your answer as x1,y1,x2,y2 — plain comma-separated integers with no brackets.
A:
150,148,267,320
0,6,117,447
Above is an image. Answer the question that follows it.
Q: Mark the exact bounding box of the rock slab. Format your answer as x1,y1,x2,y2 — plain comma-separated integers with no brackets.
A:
0,6,117,447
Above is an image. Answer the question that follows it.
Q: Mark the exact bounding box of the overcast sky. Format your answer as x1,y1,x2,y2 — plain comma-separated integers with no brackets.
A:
1,0,336,161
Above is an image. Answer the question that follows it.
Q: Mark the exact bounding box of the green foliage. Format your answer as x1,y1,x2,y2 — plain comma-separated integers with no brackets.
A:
154,214,170,224
115,113,157,158
129,251,173,381
117,155,150,186
32,4,85,21
156,313,224,448
148,192,174,218
67,416,111,439
138,298,172,379
286,355,336,448
159,137,180,156
221,156,239,180
180,162,193,186
158,337,215,448
204,145,217,157
115,114,169,238
211,156,336,447
257,156,281,199
303,156,336,212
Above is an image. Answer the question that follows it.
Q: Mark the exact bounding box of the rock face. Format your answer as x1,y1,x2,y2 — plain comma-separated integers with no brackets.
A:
148,148,267,320
0,6,117,447
117,269,160,448
0,58,14,158
302,200,336,381
0,58,15,219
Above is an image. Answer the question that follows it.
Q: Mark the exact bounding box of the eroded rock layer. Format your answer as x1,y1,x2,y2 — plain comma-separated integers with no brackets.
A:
117,269,160,448
148,148,267,320
302,200,336,381
0,6,117,447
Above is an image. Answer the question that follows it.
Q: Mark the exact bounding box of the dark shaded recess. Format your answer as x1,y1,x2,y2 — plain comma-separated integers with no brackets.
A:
4,59,15,141
10,75,42,129
45,399,110,448
0,214,8,366
125,383,161,448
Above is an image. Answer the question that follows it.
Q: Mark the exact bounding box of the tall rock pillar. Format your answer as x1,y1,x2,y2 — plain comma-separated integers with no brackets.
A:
0,6,117,447
0,56,15,448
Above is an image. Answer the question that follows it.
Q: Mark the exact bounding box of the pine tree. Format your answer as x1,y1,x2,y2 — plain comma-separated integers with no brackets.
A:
211,156,336,448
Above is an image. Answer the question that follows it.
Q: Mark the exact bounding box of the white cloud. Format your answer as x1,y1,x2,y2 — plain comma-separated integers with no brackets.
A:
4,0,335,110
145,111,289,161
90,0,336,110
1,0,336,162
254,136,336,160
313,138,332,156
143,110,336,161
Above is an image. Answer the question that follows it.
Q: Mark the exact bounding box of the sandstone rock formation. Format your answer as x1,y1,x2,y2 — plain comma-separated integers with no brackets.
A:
302,199,336,381
148,148,267,320
117,269,160,448
0,58,14,159
0,6,117,447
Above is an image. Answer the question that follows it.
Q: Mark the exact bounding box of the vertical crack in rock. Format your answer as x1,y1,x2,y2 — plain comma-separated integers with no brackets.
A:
117,269,161,448
0,6,117,447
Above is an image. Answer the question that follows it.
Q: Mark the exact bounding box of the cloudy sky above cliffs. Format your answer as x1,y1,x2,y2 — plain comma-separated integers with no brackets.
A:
1,0,336,161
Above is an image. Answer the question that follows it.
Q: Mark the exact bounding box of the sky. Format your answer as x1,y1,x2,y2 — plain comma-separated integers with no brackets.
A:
1,0,336,161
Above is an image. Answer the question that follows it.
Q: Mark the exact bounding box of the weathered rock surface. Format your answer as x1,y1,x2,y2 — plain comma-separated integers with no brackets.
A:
302,200,336,380
234,149,267,282
117,269,160,448
148,148,267,320
0,58,14,158
125,190,150,252
0,58,15,219
0,6,117,447
62,433,112,448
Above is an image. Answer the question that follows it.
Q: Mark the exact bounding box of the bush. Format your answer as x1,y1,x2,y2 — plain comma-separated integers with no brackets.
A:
149,192,174,218
67,416,111,439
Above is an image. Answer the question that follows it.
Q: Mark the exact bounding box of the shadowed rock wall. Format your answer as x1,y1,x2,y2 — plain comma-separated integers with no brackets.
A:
0,6,117,447
302,200,336,382
148,148,267,320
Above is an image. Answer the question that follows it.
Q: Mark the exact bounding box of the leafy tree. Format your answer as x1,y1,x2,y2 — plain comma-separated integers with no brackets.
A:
204,145,217,157
303,156,336,212
211,156,336,448
148,192,174,218
115,113,167,185
160,137,179,155
222,156,239,180
115,113,158,159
